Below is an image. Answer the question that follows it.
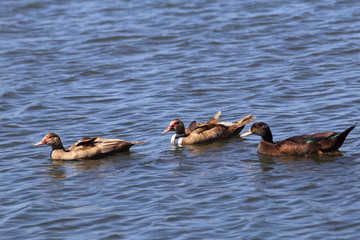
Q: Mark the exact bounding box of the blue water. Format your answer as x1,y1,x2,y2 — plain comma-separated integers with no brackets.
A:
1,0,360,239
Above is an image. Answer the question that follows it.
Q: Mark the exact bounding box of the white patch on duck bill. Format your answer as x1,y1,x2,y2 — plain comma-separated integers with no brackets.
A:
171,134,185,147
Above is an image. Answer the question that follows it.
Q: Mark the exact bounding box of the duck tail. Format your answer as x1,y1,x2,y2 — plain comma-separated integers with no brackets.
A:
339,123,357,141
228,114,256,136
338,123,357,141
322,123,356,152
235,114,256,126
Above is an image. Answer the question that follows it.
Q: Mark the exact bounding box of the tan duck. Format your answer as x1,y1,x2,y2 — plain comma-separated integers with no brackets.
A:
34,133,145,160
163,113,255,146
240,122,356,156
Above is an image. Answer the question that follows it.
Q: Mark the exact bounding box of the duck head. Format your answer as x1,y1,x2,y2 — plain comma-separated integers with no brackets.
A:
34,133,64,150
240,122,274,143
163,119,186,135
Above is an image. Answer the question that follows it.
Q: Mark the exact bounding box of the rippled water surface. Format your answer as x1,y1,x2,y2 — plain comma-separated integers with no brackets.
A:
1,0,360,239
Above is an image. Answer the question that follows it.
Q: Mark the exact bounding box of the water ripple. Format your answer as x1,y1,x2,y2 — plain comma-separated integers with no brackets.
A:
1,0,360,239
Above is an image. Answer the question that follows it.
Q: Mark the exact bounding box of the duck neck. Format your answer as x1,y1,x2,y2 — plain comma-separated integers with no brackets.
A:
175,133,186,138
51,141,65,151
262,131,274,143
174,122,186,136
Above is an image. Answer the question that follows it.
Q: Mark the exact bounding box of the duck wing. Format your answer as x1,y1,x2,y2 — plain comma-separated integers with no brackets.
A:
65,137,99,151
186,111,222,134
284,132,335,144
181,124,228,144
207,111,222,124
186,121,197,134
191,123,220,134
96,138,145,154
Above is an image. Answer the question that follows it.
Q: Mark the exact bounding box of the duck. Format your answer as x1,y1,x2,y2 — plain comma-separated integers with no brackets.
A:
240,122,356,156
34,133,145,160
163,113,255,146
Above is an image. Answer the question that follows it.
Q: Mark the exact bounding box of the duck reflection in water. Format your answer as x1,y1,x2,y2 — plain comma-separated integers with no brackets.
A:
256,152,346,172
46,152,131,180
180,140,229,156
46,159,107,180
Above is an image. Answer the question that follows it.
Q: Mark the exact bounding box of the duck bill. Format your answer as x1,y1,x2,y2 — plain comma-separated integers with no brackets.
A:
240,129,253,137
163,121,176,133
34,138,47,146
163,127,172,133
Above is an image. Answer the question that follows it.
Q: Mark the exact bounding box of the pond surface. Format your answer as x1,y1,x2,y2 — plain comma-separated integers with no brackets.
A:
1,0,360,239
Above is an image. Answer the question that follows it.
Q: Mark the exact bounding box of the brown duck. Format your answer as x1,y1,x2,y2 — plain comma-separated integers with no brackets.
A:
34,133,145,160
163,113,255,146
240,122,356,156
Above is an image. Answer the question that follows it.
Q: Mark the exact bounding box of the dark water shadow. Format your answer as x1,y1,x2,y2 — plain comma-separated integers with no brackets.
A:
47,159,105,180
46,151,133,180
182,140,229,156
257,151,345,171
166,137,240,158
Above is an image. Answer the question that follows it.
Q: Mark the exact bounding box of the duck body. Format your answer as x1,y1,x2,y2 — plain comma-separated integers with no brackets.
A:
34,133,144,160
241,122,356,156
163,113,255,146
